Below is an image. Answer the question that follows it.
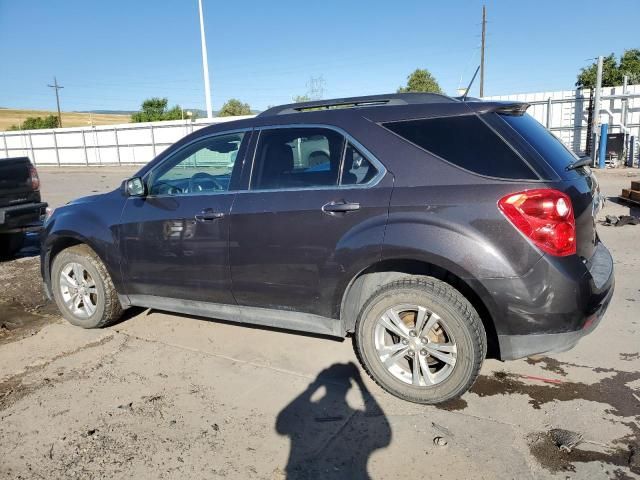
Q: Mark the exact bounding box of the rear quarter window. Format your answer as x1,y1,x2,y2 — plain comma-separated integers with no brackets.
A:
383,115,538,180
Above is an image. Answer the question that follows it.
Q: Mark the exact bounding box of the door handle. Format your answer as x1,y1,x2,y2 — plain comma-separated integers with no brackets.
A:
195,208,224,222
322,200,361,214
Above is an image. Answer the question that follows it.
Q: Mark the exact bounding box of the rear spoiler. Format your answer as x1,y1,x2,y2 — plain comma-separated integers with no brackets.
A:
465,101,530,116
495,103,530,116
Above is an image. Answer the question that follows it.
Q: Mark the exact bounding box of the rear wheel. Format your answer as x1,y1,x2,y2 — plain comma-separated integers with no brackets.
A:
0,233,25,258
51,244,123,328
354,277,486,404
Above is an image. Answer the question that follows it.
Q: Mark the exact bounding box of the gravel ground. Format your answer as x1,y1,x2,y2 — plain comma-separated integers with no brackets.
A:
0,166,639,479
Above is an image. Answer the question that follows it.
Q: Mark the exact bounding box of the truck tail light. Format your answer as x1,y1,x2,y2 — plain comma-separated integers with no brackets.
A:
498,189,576,257
29,165,40,191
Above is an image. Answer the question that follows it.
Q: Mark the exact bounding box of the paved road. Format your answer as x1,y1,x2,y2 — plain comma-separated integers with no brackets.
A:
1,167,639,479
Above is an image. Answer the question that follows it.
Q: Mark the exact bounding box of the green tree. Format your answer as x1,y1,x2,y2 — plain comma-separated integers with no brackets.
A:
9,115,59,130
218,99,252,117
397,68,443,94
131,97,183,122
576,54,622,88
620,49,640,84
292,94,311,103
576,50,640,88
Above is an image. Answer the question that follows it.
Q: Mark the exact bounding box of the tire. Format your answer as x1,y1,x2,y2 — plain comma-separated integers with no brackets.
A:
51,244,123,328
0,233,25,258
353,277,486,404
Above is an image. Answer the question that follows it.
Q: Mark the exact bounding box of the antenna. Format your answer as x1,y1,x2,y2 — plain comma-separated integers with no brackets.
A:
461,65,480,101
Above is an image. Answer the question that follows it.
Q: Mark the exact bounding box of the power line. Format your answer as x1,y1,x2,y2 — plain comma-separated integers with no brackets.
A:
47,76,64,127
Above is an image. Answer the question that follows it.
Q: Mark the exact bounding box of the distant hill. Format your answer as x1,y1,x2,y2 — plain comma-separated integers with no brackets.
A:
0,108,130,131
0,105,262,131
80,109,136,115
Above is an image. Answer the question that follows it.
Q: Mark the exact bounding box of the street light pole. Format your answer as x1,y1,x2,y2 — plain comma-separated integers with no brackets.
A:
198,0,213,119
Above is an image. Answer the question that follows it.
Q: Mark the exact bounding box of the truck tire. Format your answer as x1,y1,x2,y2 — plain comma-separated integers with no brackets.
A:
0,233,25,259
353,277,486,404
51,244,123,328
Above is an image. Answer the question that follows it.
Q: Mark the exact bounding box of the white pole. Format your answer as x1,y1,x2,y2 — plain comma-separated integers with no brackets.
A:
198,0,213,119
591,56,603,166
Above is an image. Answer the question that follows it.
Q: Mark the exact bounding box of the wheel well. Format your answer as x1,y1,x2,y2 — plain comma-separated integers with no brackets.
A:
48,237,84,270
340,259,500,359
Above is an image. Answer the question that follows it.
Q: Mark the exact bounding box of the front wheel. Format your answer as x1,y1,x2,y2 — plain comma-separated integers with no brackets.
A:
51,244,123,328
354,277,486,404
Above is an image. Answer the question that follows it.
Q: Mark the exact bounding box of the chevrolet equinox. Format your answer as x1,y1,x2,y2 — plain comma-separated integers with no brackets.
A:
41,93,614,404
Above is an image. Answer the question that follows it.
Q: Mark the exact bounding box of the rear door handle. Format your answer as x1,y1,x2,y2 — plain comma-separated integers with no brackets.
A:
322,200,360,214
195,208,224,222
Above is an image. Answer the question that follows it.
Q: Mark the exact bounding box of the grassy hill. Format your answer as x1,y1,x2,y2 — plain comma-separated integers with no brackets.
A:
0,108,130,131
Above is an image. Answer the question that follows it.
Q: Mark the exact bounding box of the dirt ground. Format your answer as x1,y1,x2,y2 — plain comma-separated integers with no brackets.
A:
0,166,639,479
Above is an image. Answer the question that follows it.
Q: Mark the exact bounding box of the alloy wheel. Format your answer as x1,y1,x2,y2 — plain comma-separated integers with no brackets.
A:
374,304,457,387
59,262,98,319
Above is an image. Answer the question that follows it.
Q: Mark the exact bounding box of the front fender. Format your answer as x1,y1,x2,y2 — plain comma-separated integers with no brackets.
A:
41,196,125,297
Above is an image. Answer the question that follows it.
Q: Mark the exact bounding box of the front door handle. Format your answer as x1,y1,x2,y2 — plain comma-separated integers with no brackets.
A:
322,200,361,214
195,208,224,222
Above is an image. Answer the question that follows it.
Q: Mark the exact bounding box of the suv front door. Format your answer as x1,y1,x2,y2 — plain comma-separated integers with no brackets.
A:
119,131,250,304
230,126,393,319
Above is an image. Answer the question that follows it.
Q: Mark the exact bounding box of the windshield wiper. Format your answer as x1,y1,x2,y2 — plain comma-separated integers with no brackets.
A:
566,156,593,171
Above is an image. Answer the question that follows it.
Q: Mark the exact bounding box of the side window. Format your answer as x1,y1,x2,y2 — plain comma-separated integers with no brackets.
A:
341,143,379,185
383,115,537,180
149,133,245,196
251,128,344,190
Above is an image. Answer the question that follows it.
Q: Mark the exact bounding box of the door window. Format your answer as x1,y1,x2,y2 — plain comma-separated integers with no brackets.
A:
251,128,344,190
340,142,379,185
148,132,245,196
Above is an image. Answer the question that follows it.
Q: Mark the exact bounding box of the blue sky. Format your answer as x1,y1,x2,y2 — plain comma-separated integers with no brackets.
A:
0,0,638,112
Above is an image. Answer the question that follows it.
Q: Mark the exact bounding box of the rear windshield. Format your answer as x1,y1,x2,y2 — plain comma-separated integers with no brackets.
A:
383,115,538,180
499,113,579,174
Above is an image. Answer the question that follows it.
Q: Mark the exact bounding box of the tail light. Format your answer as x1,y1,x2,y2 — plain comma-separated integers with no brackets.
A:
498,189,576,256
29,165,40,191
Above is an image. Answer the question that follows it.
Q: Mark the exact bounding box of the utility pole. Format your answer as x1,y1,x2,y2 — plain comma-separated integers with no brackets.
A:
47,76,64,127
480,5,486,97
197,0,213,119
591,56,603,166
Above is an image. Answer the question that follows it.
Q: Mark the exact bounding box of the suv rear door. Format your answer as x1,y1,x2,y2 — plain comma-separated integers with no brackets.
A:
229,126,393,319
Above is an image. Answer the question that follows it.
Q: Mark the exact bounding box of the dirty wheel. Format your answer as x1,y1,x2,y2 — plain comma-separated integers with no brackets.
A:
354,277,486,404
51,244,123,328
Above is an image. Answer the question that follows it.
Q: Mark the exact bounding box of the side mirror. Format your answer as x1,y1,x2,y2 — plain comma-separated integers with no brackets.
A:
125,177,146,197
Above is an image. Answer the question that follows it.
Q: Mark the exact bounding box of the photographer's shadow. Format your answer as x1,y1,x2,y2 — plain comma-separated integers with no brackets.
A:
276,362,391,479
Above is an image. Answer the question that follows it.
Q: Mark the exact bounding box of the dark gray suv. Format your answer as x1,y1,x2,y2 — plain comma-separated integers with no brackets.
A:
41,93,614,404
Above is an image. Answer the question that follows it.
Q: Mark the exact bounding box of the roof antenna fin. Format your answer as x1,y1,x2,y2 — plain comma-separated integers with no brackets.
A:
461,65,481,101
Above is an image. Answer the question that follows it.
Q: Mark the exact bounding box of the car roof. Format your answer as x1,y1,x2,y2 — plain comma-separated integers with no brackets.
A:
195,94,530,135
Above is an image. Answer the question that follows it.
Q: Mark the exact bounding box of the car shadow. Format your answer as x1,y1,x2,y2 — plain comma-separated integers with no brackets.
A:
275,362,391,479
0,232,41,263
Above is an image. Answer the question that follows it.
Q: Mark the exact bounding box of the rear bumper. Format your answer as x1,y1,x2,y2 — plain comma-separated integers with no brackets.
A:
480,242,615,360
0,202,47,233
497,275,614,360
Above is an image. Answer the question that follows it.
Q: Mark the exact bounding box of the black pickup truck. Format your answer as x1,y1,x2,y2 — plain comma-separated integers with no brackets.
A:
0,157,47,257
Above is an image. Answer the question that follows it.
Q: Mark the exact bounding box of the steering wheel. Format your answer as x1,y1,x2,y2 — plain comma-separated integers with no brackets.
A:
188,172,224,193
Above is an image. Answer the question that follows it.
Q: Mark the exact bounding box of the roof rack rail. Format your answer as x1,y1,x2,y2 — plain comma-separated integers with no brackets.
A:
258,92,458,117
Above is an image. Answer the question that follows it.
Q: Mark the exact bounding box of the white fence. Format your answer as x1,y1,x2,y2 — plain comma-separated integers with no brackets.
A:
2,84,640,166
0,116,254,166
485,84,640,162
